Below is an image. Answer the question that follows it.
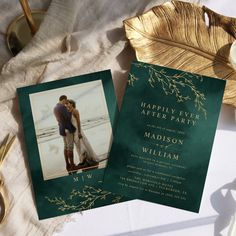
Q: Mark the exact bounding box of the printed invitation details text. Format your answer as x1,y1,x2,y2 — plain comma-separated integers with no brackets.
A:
104,61,225,212
116,101,200,202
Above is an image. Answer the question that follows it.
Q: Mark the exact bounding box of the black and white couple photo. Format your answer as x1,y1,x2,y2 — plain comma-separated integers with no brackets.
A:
54,95,99,174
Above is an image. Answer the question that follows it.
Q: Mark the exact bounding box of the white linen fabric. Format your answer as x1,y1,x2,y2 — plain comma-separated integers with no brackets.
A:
0,0,202,235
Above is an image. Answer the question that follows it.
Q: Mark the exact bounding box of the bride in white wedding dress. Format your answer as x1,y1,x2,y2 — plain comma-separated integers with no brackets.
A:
66,99,99,169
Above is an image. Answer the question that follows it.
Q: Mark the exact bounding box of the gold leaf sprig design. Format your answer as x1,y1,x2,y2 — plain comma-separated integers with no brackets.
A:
127,73,138,87
45,185,122,212
132,62,207,119
45,197,72,212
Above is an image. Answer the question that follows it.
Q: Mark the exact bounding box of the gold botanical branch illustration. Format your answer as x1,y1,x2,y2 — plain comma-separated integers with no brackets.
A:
45,185,122,212
127,73,138,86
45,196,74,212
132,62,207,118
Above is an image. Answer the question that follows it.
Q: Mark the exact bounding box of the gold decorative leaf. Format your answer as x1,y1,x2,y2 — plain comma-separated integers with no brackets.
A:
0,134,16,166
124,1,236,107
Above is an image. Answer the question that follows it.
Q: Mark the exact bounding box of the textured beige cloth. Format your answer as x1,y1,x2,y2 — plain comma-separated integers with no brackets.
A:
0,0,202,235
0,1,80,235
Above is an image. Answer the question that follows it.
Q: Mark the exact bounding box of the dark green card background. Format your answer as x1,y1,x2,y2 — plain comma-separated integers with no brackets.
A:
17,70,128,219
103,61,226,212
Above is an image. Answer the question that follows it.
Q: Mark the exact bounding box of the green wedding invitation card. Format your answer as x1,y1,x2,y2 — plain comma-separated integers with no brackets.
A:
17,71,128,219
103,61,225,212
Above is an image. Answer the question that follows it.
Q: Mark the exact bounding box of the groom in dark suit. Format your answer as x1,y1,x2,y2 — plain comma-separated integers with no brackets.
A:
54,95,78,173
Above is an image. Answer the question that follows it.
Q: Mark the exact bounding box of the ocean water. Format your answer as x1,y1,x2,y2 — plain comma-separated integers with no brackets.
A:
35,116,112,180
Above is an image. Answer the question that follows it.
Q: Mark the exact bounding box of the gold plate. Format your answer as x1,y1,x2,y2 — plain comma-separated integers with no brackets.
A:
6,10,45,56
124,1,236,107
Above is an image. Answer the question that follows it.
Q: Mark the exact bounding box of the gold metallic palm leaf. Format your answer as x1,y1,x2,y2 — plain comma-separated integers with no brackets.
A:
124,1,236,106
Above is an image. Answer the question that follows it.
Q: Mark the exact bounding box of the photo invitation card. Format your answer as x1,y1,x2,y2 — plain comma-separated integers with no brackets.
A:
103,61,226,212
17,71,128,219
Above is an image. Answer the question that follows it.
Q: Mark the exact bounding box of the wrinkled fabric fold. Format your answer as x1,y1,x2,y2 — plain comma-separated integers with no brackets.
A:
0,0,79,103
